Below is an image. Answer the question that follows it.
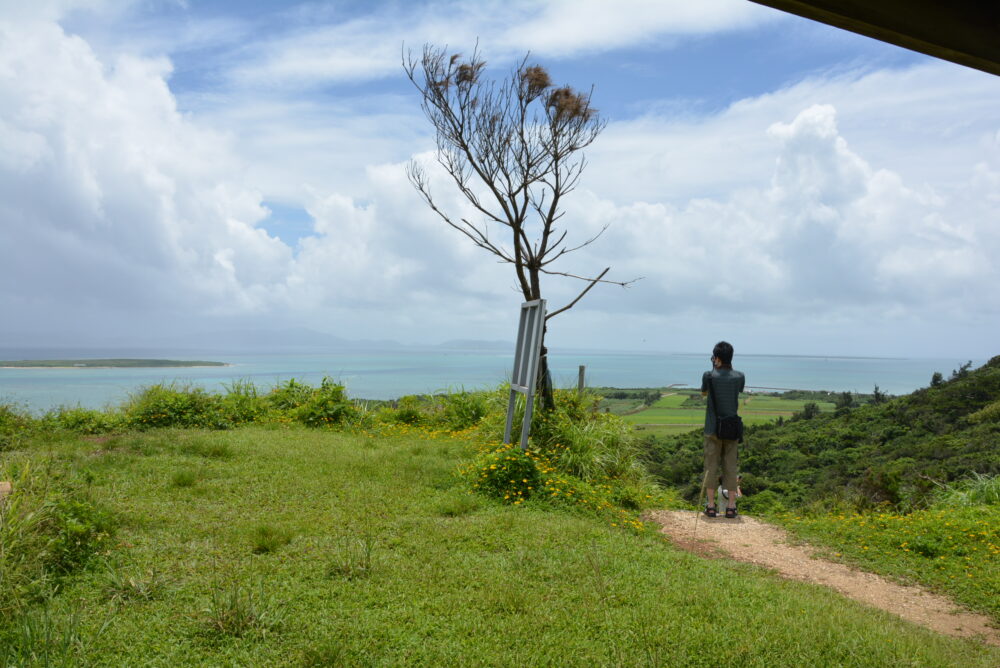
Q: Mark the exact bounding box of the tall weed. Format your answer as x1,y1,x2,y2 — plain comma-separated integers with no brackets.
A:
932,473,1000,507
101,560,168,603
219,379,268,426
125,384,224,430
437,389,489,430
480,386,649,485
0,402,35,450
327,535,377,580
202,579,284,639
43,406,124,435
295,378,357,427
266,379,313,412
0,460,115,623
0,605,82,667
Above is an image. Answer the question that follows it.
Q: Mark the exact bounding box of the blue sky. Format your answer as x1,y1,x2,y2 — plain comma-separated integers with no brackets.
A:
1,0,998,358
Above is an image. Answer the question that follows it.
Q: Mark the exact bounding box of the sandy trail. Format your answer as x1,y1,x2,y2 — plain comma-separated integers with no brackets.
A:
645,509,1000,646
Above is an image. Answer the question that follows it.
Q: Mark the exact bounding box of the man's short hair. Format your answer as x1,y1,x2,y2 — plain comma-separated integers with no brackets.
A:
713,341,734,366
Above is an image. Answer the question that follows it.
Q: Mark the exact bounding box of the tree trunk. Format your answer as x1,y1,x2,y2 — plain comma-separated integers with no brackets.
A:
537,329,556,412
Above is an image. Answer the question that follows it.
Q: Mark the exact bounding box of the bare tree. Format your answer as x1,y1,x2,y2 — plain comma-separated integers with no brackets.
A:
404,44,635,408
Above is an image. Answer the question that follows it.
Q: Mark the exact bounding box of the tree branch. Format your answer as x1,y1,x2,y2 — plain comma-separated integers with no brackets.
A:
545,267,610,320
541,267,641,286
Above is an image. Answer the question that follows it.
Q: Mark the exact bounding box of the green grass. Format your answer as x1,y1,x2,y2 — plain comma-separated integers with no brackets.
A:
631,423,697,437
596,397,648,414
650,393,690,408
775,504,1000,622
621,392,836,431
1,427,998,665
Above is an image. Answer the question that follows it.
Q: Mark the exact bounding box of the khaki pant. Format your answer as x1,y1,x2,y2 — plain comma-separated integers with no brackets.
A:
703,433,738,501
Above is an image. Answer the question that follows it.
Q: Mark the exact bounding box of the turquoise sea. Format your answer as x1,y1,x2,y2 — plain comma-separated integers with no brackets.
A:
0,346,982,414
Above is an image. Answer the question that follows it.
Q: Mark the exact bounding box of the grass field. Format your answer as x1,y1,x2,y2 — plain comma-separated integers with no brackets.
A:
777,506,1000,622
617,390,837,435
2,426,998,666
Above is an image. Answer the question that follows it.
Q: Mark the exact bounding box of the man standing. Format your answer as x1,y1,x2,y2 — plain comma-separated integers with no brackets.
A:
701,341,745,518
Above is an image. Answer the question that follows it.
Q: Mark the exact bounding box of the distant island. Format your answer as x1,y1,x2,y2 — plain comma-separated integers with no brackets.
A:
0,359,228,368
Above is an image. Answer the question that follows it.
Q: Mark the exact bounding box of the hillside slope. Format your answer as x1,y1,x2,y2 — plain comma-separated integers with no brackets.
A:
644,356,1000,509
3,427,998,665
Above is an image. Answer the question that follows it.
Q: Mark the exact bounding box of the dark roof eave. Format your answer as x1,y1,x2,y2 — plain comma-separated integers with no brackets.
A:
749,0,1000,77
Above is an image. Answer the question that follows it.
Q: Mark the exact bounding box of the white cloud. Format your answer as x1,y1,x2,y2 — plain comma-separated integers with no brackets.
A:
1,6,998,358
498,0,774,57
0,18,292,319
223,0,777,88
563,99,1000,331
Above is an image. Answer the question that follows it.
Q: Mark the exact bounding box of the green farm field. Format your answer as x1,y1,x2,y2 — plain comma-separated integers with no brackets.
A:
616,390,836,436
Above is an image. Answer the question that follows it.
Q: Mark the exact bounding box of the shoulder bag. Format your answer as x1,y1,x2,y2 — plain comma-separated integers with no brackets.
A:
708,376,744,442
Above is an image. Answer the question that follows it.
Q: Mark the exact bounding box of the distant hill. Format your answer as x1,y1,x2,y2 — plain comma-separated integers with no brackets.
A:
0,359,226,368
433,339,513,351
645,356,1000,509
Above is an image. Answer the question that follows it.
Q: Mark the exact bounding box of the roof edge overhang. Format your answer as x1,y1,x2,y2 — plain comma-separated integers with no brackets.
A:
750,0,1000,77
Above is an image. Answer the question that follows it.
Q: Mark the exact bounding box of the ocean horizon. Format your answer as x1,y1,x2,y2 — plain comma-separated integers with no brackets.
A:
0,346,984,414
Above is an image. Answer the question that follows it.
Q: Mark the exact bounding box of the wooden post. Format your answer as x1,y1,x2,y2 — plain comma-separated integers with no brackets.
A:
578,365,586,394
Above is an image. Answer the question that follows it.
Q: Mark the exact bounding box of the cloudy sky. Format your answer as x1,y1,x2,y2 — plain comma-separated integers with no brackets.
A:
1,0,998,358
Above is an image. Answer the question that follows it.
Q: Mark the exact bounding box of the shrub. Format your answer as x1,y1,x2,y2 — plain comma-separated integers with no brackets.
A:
0,403,34,450
481,387,646,483
125,384,224,430
45,406,124,435
471,444,541,504
0,460,114,623
48,495,115,575
434,389,489,431
792,402,821,421
219,380,268,426
967,399,1000,424
295,378,357,428
471,385,660,517
392,395,425,425
266,379,313,412
739,489,788,515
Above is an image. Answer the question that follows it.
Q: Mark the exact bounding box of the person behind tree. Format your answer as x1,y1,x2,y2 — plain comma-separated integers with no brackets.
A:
716,475,743,508
701,341,745,518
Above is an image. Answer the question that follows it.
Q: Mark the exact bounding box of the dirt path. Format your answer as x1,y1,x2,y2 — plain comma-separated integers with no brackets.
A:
645,510,1000,646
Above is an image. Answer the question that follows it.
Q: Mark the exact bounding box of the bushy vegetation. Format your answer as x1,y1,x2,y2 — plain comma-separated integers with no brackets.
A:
643,356,1000,512
0,458,114,626
1,378,668,648
1,377,365,439
469,388,664,514
3,380,659,523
